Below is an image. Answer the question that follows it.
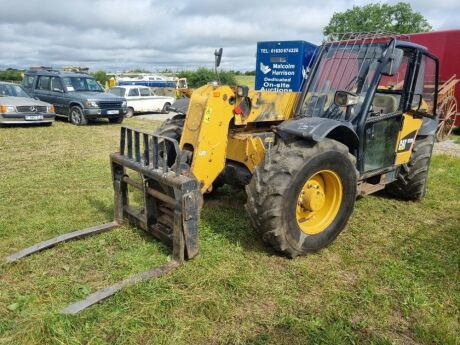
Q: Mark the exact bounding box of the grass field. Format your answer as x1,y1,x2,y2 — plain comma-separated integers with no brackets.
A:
0,119,459,345
235,75,255,89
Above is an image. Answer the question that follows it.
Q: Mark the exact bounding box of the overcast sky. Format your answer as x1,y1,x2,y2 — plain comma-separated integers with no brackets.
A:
0,0,459,72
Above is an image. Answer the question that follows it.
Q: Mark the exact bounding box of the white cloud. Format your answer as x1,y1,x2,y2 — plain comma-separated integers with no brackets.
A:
0,0,458,71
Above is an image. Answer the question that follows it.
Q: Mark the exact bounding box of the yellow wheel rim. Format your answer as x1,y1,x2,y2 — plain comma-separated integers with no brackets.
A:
296,170,343,235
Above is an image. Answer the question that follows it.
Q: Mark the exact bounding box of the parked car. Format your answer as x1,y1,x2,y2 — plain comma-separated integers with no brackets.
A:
22,68,127,125
0,82,55,125
108,85,174,118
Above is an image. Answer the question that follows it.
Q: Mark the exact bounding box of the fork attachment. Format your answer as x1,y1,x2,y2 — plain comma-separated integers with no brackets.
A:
5,126,200,314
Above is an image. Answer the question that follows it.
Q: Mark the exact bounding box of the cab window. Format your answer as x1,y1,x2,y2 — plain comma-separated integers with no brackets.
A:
413,54,437,115
140,88,151,97
51,77,64,92
372,49,413,115
37,76,51,91
128,88,139,97
109,87,125,97
22,75,35,89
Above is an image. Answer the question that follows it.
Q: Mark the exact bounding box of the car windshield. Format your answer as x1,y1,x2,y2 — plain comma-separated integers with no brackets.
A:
0,83,30,98
62,77,103,92
301,39,387,121
109,87,125,97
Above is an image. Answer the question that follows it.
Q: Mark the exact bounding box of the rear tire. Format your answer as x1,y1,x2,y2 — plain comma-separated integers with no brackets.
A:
245,139,357,258
109,116,124,124
386,135,435,200
69,106,87,126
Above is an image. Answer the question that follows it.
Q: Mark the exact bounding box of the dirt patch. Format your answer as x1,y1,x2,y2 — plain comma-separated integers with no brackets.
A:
433,139,460,157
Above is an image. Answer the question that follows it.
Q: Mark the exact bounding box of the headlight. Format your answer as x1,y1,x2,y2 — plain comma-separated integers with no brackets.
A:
47,105,55,113
122,100,127,107
85,101,99,108
0,105,16,113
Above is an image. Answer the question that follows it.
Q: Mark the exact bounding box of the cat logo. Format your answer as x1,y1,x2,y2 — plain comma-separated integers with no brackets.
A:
397,131,417,152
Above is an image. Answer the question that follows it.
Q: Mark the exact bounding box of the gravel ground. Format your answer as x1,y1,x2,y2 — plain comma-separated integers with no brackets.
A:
433,138,460,157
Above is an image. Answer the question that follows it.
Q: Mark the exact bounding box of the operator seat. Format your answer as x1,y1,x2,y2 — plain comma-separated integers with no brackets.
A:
372,93,399,114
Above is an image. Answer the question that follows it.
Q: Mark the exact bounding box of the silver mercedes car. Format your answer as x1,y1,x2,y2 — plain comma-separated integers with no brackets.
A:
0,82,55,125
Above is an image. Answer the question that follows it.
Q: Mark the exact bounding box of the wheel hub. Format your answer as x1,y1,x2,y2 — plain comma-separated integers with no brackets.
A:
298,183,326,211
296,170,343,235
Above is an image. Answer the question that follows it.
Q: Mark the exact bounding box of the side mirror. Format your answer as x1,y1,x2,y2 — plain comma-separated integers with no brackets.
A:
382,48,404,76
53,88,63,93
214,48,223,68
334,91,358,107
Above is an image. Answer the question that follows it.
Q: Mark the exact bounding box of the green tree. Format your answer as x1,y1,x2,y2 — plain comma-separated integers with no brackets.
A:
323,2,432,37
0,69,23,82
91,70,110,86
177,68,237,88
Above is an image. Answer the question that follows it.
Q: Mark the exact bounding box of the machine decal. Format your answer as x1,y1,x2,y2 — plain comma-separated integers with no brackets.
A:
204,107,212,123
260,62,272,74
397,130,417,152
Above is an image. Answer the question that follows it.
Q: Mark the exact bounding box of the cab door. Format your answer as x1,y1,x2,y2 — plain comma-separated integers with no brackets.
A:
127,88,141,111
50,77,66,115
394,53,438,165
34,76,52,103
362,48,416,172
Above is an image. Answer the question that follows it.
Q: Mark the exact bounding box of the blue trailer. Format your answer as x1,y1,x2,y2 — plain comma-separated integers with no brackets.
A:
255,40,318,92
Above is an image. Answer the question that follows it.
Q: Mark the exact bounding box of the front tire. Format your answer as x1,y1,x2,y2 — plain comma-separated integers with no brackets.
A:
245,139,357,257
155,115,185,166
69,106,87,126
162,102,171,113
386,135,435,200
109,116,124,124
126,107,134,118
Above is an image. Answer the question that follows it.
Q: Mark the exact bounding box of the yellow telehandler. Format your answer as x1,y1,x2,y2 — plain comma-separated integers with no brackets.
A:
7,33,440,314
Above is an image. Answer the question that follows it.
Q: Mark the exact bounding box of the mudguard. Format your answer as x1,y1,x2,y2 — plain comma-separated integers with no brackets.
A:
418,117,438,136
277,117,359,144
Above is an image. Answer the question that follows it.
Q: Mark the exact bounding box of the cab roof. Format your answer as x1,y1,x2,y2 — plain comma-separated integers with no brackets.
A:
24,69,93,78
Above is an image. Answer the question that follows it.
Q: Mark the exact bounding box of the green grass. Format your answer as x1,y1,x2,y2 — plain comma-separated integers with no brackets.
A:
235,75,255,90
0,118,459,344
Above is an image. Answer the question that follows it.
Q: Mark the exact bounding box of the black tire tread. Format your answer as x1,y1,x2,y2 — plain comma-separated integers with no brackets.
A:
386,135,435,201
155,115,185,137
245,139,357,258
109,116,124,124
70,106,87,126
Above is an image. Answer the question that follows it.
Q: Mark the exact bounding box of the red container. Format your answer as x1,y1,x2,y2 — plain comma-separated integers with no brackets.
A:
405,30,460,125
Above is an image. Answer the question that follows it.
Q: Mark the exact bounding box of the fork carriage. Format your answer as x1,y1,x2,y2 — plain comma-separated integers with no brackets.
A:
6,127,200,314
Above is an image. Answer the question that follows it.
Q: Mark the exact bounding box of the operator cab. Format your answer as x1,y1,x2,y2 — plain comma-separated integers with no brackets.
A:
296,33,438,173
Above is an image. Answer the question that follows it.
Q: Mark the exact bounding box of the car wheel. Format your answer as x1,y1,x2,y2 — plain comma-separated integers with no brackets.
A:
109,116,124,124
126,107,134,118
69,106,87,126
162,102,171,113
